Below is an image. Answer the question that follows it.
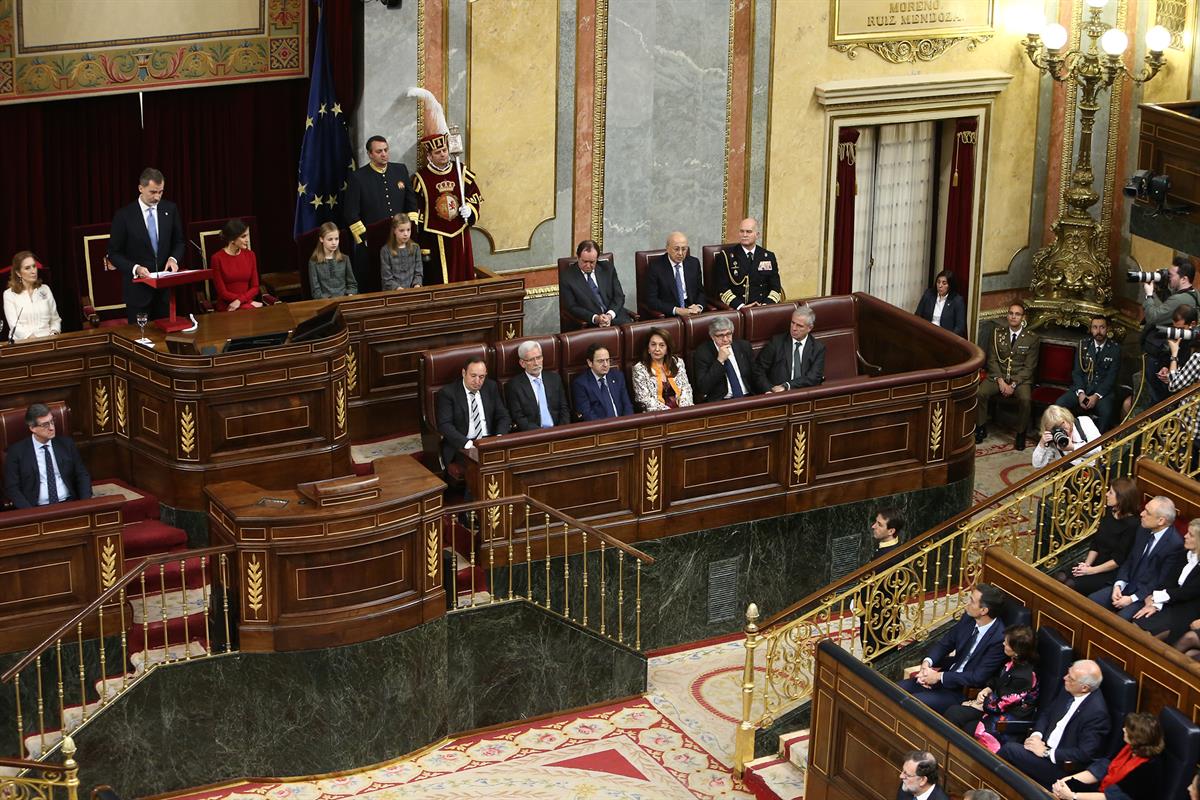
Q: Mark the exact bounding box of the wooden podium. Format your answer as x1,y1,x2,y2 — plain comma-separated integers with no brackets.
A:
134,268,213,331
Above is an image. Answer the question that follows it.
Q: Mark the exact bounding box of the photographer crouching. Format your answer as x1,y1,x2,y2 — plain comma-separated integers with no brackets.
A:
1138,256,1199,405
1031,405,1101,469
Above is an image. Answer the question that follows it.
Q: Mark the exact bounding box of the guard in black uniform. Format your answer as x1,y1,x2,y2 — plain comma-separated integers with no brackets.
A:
344,135,419,292
1055,314,1121,432
714,217,782,309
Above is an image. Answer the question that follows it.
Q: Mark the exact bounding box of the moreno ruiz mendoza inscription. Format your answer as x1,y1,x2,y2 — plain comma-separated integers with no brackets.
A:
831,0,994,62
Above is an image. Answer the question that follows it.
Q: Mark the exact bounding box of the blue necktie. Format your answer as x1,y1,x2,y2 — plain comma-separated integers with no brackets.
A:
955,627,981,672
43,445,59,504
586,272,605,312
600,377,618,417
725,359,744,397
146,207,159,255
532,376,554,428
674,264,687,308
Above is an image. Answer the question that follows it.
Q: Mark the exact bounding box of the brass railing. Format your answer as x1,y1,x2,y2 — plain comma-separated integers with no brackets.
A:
1,546,237,761
0,736,78,800
733,383,1200,772
443,495,654,649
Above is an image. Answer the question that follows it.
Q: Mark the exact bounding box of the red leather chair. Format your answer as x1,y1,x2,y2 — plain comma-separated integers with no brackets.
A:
0,402,70,508
556,327,623,397
701,243,735,310
621,315,683,376
417,344,495,461
494,335,560,391
1031,340,1078,411
807,296,861,382
556,253,618,332
742,301,799,354
634,249,668,319
682,310,742,354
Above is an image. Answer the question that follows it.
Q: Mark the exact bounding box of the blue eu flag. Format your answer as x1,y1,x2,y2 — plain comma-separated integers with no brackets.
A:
294,0,353,238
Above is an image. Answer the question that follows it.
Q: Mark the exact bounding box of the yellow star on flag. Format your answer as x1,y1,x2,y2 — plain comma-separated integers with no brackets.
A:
310,195,322,209
318,103,327,116
297,182,307,196
331,103,342,116
305,116,313,129
326,195,337,208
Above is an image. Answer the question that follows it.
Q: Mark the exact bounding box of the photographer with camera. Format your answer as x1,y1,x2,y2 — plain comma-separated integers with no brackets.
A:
1167,308,1200,425
1139,256,1199,405
1031,405,1100,469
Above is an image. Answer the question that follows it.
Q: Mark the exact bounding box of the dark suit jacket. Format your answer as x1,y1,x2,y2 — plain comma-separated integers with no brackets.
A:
1031,689,1109,765
924,614,1007,691
753,333,826,393
896,786,949,800
4,435,93,509
435,380,512,468
108,200,186,309
914,289,966,338
560,262,632,326
1069,337,1120,398
344,163,418,230
1116,526,1185,596
644,255,706,317
505,371,571,431
692,339,755,403
572,369,634,420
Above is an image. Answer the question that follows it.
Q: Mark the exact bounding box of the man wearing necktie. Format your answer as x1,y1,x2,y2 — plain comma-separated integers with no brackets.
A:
3,403,92,509
1054,315,1120,432
571,344,634,421
505,341,571,430
435,357,512,476
752,304,826,394
976,301,1040,449
108,168,185,324
714,218,782,310
897,584,1008,713
560,241,633,328
1088,495,1185,619
644,232,706,318
691,316,756,403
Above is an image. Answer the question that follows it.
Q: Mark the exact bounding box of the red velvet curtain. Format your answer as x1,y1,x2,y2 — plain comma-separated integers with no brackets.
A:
942,117,977,301
830,128,860,296
0,0,358,330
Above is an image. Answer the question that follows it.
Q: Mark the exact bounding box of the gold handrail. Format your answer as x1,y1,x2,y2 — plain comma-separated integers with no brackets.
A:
733,382,1200,773
0,736,78,800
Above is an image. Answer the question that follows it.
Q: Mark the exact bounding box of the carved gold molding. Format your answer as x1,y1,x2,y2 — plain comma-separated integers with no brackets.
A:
1099,0,1128,242
928,402,945,461
93,380,110,432
115,378,128,436
525,284,559,299
644,449,660,508
99,537,118,590
486,475,502,535
426,521,440,583
833,36,990,63
722,0,736,234
792,426,808,483
245,554,264,620
178,404,197,459
335,381,347,436
590,0,609,246
346,346,358,394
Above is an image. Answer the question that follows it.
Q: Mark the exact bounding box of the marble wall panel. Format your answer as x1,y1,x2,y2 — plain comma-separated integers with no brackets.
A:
746,0,773,230
356,2,420,175
602,0,730,307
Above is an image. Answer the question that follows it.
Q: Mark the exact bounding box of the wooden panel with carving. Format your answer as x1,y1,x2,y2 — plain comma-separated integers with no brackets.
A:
206,389,327,457
280,528,416,614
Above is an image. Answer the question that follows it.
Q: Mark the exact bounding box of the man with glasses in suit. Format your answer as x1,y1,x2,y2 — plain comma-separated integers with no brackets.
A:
4,403,92,509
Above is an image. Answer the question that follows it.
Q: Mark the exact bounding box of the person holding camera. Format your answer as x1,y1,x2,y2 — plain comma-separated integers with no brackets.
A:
1031,404,1100,469
1167,310,1200,435
1141,256,1199,404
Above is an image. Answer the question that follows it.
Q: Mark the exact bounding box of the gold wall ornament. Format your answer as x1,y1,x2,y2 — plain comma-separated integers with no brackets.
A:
92,380,110,431
791,427,807,483
644,450,660,507
99,538,118,589
485,475,501,534
829,0,994,63
1155,0,1186,51
178,405,196,457
590,0,609,246
334,382,347,435
346,347,358,394
245,555,264,618
504,323,516,340
928,402,944,460
425,521,440,582
833,36,989,63
115,378,128,435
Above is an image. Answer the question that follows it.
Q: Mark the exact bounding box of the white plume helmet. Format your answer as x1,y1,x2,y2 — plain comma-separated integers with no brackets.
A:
406,86,449,138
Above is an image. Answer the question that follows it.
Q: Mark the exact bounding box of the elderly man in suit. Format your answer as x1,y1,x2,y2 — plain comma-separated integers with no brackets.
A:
4,403,92,509
572,344,633,420
644,231,706,318
897,751,950,800
435,356,511,473
560,240,633,328
753,304,825,393
108,167,185,323
713,218,782,310
1088,495,1185,619
505,340,571,430
898,583,1008,713
976,300,1040,449
691,316,754,403
999,660,1109,788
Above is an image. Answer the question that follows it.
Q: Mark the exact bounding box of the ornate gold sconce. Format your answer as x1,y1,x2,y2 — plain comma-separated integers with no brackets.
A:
1021,0,1169,335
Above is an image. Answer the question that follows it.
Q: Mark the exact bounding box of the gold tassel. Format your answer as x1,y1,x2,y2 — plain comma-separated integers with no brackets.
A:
952,170,959,187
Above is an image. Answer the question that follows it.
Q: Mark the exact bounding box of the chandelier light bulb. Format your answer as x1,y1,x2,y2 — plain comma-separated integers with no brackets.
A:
1042,23,1069,51
1145,25,1171,53
1100,28,1128,56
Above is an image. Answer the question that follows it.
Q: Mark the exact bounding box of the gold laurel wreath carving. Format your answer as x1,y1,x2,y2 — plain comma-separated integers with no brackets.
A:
833,36,990,64
645,451,660,506
792,428,807,481
335,383,347,433
100,538,118,589
115,380,128,433
246,555,264,617
426,522,439,580
929,404,944,458
504,324,516,340
486,476,501,533
346,347,358,394
93,382,110,429
179,406,196,457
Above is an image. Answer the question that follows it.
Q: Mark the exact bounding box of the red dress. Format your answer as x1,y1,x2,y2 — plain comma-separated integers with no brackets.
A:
210,248,260,311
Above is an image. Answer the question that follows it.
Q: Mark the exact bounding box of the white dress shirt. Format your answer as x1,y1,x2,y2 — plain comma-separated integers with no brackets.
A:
1153,550,1199,608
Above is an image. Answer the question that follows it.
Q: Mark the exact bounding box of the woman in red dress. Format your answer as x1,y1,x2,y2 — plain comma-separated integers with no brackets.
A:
210,219,262,311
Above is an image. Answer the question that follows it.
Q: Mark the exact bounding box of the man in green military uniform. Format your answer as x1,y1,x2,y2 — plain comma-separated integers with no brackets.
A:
713,218,782,309
977,301,1040,450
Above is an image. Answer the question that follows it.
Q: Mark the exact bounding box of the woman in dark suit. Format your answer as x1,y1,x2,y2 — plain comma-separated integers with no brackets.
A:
1133,518,1200,641
944,624,1038,753
1059,478,1140,595
1051,712,1164,800
914,269,967,337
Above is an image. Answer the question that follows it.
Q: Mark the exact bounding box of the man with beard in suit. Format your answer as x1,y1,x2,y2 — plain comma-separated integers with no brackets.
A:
691,315,754,403
753,304,825,393
108,167,185,323
896,751,949,800
505,340,571,430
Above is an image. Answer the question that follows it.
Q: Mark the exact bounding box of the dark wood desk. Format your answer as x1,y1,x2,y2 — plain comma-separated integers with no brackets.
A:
205,456,446,651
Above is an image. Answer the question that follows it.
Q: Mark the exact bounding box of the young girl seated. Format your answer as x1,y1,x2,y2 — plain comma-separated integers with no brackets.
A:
308,223,357,299
380,215,423,291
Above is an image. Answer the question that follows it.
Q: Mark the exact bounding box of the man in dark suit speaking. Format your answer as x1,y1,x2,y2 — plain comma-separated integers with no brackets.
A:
435,356,511,473
4,403,92,509
560,240,633,328
644,231,706,318
753,303,825,393
691,315,754,403
506,340,571,430
108,167,185,323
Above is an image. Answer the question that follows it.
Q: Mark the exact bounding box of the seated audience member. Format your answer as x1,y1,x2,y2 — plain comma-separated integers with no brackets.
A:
945,624,1039,753
434,356,511,473
963,791,1001,800
976,301,1039,450
4,250,60,340
1132,518,1200,641
897,751,949,800
999,660,1109,789
210,219,263,312
572,344,633,420
308,222,358,299
632,328,693,410
1055,315,1120,432
644,232,706,317
691,316,754,402
560,240,632,327
1050,711,1164,800
1058,478,1140,595
898,583,1007,713
914,269,966,338
380,214,423,291
505,340,570,431
4,403,92,509
872,506,903,554
1031,404,1100,469
860,507,905,657
753,304,825,393
713,217,781,309
1088,496,1184,620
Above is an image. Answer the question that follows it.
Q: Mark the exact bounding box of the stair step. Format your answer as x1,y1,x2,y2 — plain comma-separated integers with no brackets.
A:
23,698,105,759
130,640,209,672
123,554,209,595
129,586,209,624
128,611,209,653
121,519,186,558
744,754,806,800
780,729,810,769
